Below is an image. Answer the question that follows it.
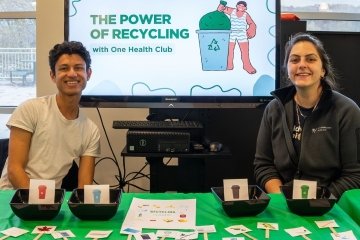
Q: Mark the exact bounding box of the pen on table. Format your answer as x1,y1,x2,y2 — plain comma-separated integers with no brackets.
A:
33,232,44,240
203,232,208,240
301,234,311,240
265,228,270,239
242,232,257,240
329,227,339,237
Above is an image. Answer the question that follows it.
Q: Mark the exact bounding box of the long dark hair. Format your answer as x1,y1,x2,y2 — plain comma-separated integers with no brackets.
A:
282,32,338,90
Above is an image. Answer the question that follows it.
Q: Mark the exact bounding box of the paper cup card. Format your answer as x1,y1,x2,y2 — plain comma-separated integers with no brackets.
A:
292,179,317,199
29,179,55,204
223,179,249,201
84,185,110,204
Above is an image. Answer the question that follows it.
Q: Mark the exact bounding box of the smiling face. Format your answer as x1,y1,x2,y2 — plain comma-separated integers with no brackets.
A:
50,54,91,97
287,41,325,91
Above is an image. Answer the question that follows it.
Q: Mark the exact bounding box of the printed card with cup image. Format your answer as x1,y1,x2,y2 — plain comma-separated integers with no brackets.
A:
29,179,55,204
223,179,249,201
292,179,317,199
84,184,110,204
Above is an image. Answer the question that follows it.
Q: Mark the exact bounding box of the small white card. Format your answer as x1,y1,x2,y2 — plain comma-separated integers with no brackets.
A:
84,185,110,204
331,230,357,240
29,179,55,204
85,230,112,239
223,179,249,201
257,222,279,230
134,232,157,240
51,230,76,239
155,230,179,238
121,227,142,235
195,225,216,233
285,226,311,237
1,227,29,237
32,226,56,234
225,225,251,235
222,238,245,240
315,220,339,228
292,179,317,199
174,231,198,239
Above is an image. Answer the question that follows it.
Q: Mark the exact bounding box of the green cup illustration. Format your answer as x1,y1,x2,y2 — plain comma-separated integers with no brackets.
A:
300,185,310,199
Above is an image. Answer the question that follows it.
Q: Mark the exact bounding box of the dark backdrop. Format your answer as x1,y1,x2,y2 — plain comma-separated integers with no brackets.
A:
150,24,360,191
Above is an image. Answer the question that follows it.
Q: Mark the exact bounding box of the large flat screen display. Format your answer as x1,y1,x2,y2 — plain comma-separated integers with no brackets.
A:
65,0,280,108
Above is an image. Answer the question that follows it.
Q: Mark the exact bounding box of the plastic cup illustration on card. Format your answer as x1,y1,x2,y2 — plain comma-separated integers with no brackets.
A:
301,185,309,199
92,189,101,203
231,185,240,199
38,185,47,199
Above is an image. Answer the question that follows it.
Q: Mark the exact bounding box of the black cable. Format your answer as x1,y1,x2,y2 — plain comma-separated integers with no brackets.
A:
95,107,124,190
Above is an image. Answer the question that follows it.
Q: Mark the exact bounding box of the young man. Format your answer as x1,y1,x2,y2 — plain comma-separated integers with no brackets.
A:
0,41,100,189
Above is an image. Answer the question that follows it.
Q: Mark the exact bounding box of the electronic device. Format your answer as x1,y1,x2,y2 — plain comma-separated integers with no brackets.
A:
126,130,190,153
209,142,223,152
112,120,203,130
64,0,280,109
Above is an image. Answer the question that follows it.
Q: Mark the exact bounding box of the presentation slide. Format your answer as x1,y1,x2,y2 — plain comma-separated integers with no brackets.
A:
68,0,277,97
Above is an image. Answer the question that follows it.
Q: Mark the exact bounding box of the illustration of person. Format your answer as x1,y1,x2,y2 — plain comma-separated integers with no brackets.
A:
218,1,257,74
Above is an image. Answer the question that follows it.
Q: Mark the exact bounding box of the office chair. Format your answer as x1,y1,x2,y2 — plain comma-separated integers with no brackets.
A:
0,138,9,176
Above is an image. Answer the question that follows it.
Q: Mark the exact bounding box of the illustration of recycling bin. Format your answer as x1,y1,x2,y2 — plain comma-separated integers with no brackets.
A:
92,189,101,203
197,1,231,71
301,185,309,199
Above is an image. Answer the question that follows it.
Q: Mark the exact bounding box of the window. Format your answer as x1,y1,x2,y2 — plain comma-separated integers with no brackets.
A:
0,0,35,138
281,0,360,31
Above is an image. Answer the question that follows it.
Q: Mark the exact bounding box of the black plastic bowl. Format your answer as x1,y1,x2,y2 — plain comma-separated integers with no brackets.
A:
10,188,65,220
67,188,121,220
211,185,270,217
280,185,337,216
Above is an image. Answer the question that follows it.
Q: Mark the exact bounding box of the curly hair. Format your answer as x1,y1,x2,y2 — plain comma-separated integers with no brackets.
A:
48,41,91,73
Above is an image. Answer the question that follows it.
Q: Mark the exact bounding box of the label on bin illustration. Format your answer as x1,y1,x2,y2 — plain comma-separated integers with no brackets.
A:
84,184,110,204
29,179,55,204
223,178,249,201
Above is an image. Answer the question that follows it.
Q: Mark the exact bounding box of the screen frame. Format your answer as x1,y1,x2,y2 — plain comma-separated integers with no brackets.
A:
64,0,280,109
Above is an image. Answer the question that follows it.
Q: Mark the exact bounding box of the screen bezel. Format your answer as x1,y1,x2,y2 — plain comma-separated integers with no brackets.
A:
64,0,280,109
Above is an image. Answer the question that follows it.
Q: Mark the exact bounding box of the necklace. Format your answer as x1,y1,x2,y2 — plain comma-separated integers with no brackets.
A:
293,92,322,141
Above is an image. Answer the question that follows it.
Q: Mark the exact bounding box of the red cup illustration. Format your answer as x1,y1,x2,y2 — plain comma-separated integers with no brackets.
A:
38,185,47,199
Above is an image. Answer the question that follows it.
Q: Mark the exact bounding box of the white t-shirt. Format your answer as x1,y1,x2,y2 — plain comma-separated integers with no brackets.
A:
0,94,100,189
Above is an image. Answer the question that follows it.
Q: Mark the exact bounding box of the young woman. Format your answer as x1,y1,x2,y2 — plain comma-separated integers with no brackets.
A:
254,32,360,198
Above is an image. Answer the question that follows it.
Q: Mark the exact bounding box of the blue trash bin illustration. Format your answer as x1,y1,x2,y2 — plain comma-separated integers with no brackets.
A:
92,189,101,203
196,30,231,71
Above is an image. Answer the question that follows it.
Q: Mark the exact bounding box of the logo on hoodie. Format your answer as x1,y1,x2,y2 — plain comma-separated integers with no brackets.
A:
312,126,332,133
